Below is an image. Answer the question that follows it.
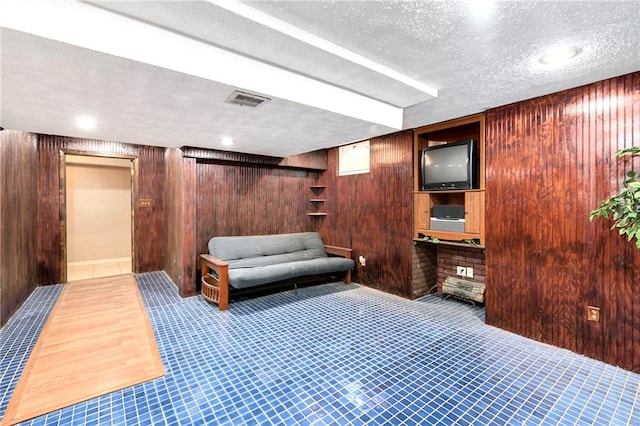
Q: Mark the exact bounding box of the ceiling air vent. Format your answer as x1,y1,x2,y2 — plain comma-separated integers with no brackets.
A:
224,90,270,108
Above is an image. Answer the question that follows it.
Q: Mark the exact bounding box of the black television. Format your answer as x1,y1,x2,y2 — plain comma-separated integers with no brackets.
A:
420,139,479,190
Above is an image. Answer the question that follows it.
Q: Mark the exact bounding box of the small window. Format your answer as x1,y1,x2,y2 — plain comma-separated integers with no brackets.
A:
338,140,370,176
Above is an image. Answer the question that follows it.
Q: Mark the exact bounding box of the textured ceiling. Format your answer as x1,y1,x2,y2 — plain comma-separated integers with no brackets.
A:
1,0,639,157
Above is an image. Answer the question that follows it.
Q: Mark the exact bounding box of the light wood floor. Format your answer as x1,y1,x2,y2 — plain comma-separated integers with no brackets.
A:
1,275,165,426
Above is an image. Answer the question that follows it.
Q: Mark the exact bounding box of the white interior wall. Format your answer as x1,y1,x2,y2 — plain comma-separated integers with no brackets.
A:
66,155,132,263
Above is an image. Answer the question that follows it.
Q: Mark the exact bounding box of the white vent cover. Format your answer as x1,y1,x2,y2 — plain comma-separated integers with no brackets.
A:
224,90,271,108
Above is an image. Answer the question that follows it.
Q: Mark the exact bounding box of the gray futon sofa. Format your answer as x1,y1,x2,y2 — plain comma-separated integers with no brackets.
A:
200,232,355,310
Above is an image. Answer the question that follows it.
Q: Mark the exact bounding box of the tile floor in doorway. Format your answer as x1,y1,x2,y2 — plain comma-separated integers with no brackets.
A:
1,272,639,425
67,258,132,281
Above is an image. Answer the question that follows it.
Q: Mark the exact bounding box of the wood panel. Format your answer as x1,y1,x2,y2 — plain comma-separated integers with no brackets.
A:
0,130,38,326
194,160,321,291
163,148,182,290
181,157,197,296
182,146,327,170
321,131,415,298
36,135,165,285
485,72,640,372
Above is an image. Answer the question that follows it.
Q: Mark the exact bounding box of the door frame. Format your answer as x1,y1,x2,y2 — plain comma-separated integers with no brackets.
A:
59,150,139,282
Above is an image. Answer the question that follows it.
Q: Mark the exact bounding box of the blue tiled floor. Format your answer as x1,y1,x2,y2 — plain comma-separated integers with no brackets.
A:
1,272,639,425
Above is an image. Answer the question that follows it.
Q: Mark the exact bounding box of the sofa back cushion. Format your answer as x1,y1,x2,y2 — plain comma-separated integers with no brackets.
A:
208,232,327,268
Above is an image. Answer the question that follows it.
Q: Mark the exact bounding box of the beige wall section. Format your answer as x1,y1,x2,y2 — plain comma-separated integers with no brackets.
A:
66,155,132,263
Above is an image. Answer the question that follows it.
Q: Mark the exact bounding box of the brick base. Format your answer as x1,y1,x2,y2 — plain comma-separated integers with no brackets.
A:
437,245,485,291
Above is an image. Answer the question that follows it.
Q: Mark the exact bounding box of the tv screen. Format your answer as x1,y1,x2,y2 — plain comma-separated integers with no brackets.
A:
420,140,478,190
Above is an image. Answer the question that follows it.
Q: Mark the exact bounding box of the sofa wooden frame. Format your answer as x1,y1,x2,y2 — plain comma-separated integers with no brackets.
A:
200,244,352,311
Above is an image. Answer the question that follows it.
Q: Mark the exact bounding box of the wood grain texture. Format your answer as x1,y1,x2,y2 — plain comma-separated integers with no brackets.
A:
0,130,38,326
36,136,165,285
195,163,319,239
485,72,640,372
182,147,327,170
181,158,197,296
1,275,165,425
162,149,197,297
194,160,321,292
321,131,415,298
163,148,182,291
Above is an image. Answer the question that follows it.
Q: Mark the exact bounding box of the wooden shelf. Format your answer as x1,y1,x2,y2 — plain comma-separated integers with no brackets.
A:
414,228,482,242
414,189,484,194
309,185,327,217
413,238,485,249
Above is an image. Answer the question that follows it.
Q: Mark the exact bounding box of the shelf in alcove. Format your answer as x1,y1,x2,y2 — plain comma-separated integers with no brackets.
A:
310,185,326,189
413,238,485,249
309,199,326,202
307,212,328,216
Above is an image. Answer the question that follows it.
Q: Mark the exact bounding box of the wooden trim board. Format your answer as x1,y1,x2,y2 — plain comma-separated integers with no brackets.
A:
1,275,165,425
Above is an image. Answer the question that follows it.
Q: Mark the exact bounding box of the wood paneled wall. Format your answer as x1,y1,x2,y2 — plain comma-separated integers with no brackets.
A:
196,162,319,246
164,147,329,296
182,158,197,295
191,159,322,291
164,148,197,296
182,147,327,170
0,130,38,326
485,72,640,372
321,131,415,297
36,135,166,284
164,148,183,291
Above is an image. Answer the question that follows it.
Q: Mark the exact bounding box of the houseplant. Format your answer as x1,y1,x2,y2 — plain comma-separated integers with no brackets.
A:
590,146,640,249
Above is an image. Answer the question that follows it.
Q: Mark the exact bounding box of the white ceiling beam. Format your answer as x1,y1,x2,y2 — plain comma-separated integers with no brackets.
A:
208,0,438,98
0,0,403,129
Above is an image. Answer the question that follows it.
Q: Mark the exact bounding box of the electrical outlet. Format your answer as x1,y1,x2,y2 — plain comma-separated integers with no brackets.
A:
456,266,466,277
466,267,474,278
587,306,600,322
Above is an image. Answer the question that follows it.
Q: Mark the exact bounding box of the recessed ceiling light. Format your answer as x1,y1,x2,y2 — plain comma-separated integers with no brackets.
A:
539,46,580,65
469,0,495,20
75,115,97,129
3,0,405,129
219,137,235,146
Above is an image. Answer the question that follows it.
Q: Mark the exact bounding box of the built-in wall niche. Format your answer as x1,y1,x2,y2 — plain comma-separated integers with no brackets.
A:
413,114,486,247
338,140,370,176
308,185,327,217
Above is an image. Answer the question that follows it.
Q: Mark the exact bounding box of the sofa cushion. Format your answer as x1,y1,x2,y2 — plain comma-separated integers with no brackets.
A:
229,257,355,289
208,232,354,290
226,251,320,269
288,257,354,278
208,232,327,261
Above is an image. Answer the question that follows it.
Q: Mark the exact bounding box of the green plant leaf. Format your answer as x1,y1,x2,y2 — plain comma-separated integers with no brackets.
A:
617,147,640,157
591,146,640,249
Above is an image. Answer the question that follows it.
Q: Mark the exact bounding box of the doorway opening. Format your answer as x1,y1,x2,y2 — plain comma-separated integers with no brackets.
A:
63,154,135,282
